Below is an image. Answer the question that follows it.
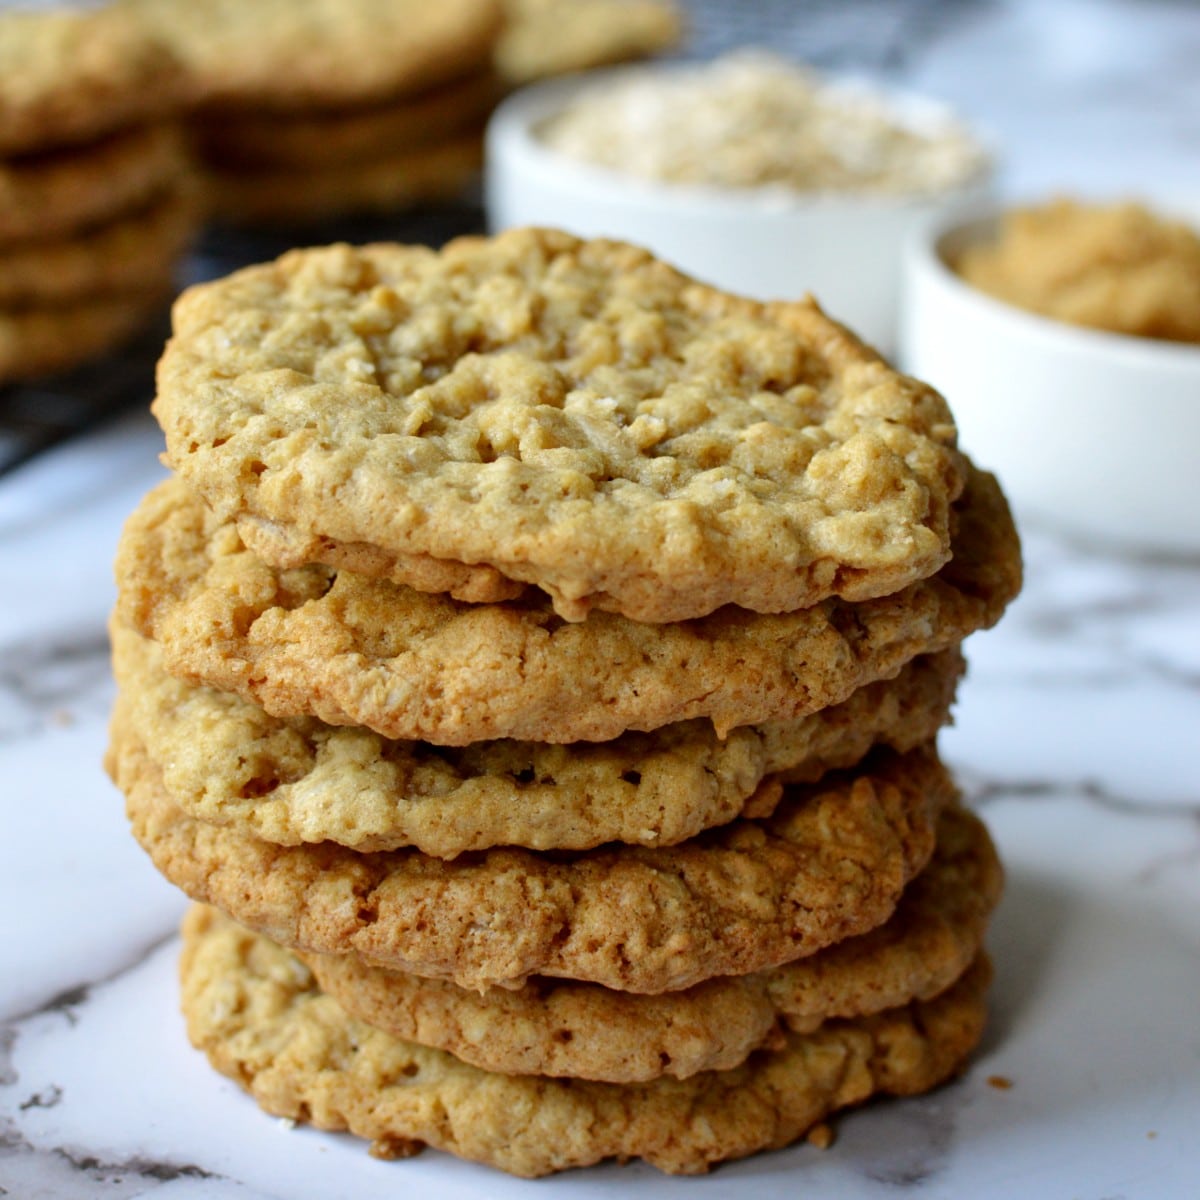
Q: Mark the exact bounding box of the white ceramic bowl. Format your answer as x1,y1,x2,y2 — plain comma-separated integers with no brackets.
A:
901,208,1200,556
485,65,994,353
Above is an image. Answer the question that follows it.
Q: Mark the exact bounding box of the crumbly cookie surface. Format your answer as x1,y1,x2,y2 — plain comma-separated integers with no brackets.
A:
153,229,965,622
115,464,1018,745
201,136,482,226
958,197,1200,343
113,619,961,854
193,72,500,169
0,7,182,156
181,906,991,1176
496,0,683,85
0,289,167,386
116,733,950,993
0,123,187,245
0,186,195,306
304,804,1000,1081
127,0,504,112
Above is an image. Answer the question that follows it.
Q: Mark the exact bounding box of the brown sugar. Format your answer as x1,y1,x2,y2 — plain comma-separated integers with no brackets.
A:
958,198,1200,343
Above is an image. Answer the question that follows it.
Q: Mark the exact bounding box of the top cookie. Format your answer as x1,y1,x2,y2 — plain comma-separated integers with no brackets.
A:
126,0,504,113
155,230,966,623
0,7,182,156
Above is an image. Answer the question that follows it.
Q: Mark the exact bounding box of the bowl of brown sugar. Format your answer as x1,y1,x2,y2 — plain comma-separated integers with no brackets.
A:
901,196,1200,556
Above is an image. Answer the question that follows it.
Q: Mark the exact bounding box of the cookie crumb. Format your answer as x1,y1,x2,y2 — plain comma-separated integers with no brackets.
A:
986,1074,1013,1090
1147,1130,1158,1140
50,708,75,727
370,1136,426,1160
806,1122,835,1149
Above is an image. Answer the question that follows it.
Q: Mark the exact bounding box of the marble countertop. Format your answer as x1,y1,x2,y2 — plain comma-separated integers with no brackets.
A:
2,1,1199,1197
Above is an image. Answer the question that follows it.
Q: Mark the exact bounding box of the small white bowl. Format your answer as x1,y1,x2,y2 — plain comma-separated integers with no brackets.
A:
485,65,994,353
900,208,1200,556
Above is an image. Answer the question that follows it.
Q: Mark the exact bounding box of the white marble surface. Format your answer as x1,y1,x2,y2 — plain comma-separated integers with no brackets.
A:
3,1,1200,1196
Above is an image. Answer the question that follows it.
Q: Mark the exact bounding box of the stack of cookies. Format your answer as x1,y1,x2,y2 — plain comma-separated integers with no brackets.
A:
128,0,506,227
495,0,684,86
107,229,1022,1176
0,6,196,385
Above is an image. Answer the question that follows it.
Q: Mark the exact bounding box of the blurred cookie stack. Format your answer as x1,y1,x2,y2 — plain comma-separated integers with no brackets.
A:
495,0,684,85
0,7,196,384
127,0,685,227
129,0,507,226
0,0,684,385
107,229,1021,1176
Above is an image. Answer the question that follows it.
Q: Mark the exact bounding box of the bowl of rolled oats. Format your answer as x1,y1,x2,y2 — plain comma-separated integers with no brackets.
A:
486,51,993,351
901,198,1200,556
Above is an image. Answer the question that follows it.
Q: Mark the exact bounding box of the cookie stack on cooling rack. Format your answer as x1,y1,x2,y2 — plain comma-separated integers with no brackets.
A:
107,228,1021,1177
0,7,197,385
128,0,506,227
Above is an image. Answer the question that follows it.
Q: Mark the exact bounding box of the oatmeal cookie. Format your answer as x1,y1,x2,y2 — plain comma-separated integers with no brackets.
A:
114,464,1019,746
193,72,500,169
113,619,961,854
115,733,950,993
153,229,965,622
0,7,183,157
0,289,167,386
496,0,683,85
0,187,195,306
201,135,482,226
127,0,504,113
303,804,1000,1081
181,905,991,1176
0,123,187,245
